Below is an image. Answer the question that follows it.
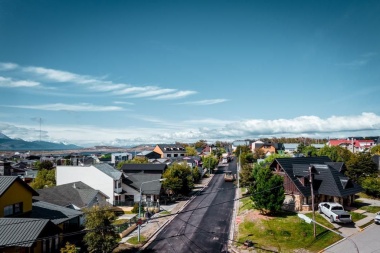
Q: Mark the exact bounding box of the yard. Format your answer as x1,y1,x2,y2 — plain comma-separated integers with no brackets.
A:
237,199,342,252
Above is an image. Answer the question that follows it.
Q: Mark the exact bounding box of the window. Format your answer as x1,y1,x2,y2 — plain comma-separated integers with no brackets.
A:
167,154,171,157
4,205,13,216
174,154,178,157
3,202,23,216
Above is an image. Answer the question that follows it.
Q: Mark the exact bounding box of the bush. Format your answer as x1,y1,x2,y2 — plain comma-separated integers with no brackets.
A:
362,177,380,198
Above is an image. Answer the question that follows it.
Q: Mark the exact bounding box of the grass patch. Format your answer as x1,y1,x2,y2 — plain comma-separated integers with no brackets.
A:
359,206,380,213
113,219,130,225
239,197,254,213
127,236,146,245
238,211,341,252
359,220,374,229
350,212,367,222
160,211,171,216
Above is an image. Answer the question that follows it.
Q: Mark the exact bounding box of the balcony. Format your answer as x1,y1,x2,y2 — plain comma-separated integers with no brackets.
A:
114,187,123,194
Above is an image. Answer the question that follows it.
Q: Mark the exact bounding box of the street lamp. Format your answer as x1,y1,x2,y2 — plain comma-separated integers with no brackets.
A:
297,213,359,253
138,178,166,242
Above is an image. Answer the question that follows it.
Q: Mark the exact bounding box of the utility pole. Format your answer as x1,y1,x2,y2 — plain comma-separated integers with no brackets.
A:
309,166,316,238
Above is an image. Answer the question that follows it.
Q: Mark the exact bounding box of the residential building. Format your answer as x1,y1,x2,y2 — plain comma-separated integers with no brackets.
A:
327,138,375,153
57,164,125,206
135,150,161,159
270,156,362,212
34,181,109,210
153,144,186,158
232,140,250,152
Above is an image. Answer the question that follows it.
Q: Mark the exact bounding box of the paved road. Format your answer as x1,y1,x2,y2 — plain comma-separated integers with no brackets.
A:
326,224,380,253
144,160,237,253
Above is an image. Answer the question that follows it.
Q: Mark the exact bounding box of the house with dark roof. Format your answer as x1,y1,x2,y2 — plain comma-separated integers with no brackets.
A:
136,150,161,159
120,164,166,206
34,181,109,210
0,176,83,252
153,144,186,158
269,156,362,211
57,164,125,206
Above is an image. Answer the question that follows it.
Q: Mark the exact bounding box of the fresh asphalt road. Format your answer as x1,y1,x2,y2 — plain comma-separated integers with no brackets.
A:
144,159,237,253
325,224,380,253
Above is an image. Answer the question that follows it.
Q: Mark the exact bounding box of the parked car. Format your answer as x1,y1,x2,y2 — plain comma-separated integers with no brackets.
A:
318,202,352,223
374,212,380,224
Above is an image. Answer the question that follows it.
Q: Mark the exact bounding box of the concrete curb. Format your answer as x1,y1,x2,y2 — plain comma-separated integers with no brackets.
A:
139,174,215,251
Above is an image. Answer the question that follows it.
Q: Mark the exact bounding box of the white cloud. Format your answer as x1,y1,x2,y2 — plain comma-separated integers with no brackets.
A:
114,101,135,105
130,88,176,98
0,62,18,71
2,112,379,146
5,103,124,112
0,76,40,87
153,90,197,100
178,99,229,105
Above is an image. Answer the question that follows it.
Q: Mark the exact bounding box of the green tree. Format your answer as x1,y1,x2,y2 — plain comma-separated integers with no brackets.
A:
192,167,201,183
60,242,77,253
30,169,56,189
318,146,353,162
302,146,318,157
346,152,378,183
250,167,285,214
162,162,194,195
361,177,380,198
371,145,380,155
185,146,198,156
202,155,218,172
83,205,118,253
194,140,208,149
36,160,54,170
234,145,251,158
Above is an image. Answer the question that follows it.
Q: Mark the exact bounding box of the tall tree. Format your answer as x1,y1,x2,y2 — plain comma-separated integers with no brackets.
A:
185,146,198,156
318,146,353,162
162,162,194,195
371,145,380,155
346,152,378,183
234,145,251,158
36,160,55,170
30,169,56,189
250,167,285,214
83,205,118,253
194,140,208,149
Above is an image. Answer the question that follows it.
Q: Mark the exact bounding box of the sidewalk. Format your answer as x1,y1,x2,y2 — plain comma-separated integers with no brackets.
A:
119,174,215,247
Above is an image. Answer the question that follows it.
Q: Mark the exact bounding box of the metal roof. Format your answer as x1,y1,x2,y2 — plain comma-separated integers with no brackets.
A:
31,201,83,225
123,173,163,195
0,218,50,247
93,163,122,180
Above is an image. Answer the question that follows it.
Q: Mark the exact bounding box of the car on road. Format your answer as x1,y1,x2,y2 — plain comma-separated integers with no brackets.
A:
374,212,380,224
318,202,352,223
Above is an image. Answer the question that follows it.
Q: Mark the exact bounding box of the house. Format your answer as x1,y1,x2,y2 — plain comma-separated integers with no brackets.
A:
121,164,166,206
0,161,11,176
232,140,251,152
327,138,375,153
283,143,299,154
57,163,125,206
0,176,82,252
34,181,109,210
135,150,161,159
270,156,362,211
252,141,283,156
111,152,133,165
153,144,186,158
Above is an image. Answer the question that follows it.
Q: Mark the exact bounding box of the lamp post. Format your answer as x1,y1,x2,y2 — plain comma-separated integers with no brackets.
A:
138,178,166,242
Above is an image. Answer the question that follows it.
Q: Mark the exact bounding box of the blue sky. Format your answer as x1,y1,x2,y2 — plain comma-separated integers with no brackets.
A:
0,0,380,146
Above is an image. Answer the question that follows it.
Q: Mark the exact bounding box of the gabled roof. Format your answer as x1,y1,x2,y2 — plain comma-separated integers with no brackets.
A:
34,181,109,209
271,157,362,197
123,173,163,195
0,218,59,247
121,163,167,173
31,201,83,225
156,144,186,153
93,164,122,180
0,176,38,197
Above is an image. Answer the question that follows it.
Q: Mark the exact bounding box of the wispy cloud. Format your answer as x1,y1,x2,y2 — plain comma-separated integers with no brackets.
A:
0,62,18,71
4,103,124,112
114,101,135,105
0,76,40,87
11,63,198,100
178,99,229,105
337,52,377,68
153,90,197,100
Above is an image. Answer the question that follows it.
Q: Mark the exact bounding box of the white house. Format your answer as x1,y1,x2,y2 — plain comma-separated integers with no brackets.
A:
56,164,125,206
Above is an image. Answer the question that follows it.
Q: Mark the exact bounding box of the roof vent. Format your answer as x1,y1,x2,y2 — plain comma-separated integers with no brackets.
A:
73,183,76,189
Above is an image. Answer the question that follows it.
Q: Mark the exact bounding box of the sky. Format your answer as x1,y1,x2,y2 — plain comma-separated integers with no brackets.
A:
0,0,380,147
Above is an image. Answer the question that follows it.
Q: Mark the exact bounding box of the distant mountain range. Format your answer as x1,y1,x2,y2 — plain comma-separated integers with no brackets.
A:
0,133,82,151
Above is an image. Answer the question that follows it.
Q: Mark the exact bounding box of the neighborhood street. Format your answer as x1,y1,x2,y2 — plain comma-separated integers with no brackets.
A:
144,159,237,253
325,224,380,253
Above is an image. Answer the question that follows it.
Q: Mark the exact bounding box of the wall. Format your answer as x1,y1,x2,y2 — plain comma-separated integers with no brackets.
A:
56,166,115,205
0,180,33,217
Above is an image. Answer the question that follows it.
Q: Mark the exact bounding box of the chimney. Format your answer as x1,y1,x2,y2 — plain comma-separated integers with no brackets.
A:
73,183,76,189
